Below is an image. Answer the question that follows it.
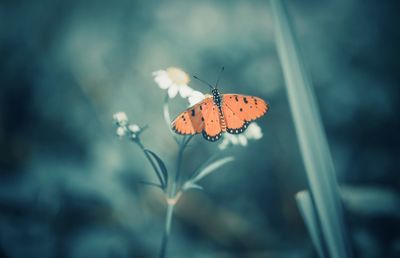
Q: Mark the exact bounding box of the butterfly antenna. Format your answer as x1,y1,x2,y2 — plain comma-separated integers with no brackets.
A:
193,75,214,90
215,66,224,88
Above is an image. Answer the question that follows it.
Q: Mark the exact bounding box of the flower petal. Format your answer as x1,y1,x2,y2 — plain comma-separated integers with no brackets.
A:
153,71,172,89
188,91,206,106
116,127,126,137
168,85,179,98
238,135,248,146
113,112,128,126
218,137,230,150
128,124,140,133
179,85,194,98
245,123,263,140
228,134,239,145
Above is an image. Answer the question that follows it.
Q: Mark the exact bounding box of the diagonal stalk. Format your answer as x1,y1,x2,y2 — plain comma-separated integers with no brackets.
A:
270,1,352,257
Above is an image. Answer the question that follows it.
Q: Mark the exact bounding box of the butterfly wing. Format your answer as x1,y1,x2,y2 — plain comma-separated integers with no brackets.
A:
201,101,223,141
222,101,249,134
223,94,269,121
171,97,222,142
172,93,267,140
222,94,269,134
172,97,213,135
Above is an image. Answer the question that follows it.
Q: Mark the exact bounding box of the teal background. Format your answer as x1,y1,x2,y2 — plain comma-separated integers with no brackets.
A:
1,0,399,257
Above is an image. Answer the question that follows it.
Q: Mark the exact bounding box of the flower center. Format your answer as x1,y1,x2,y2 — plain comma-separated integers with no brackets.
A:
167,67,190,85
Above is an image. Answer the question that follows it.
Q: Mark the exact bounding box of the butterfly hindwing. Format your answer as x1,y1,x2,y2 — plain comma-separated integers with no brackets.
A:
223,94,269,122
202,100,222,141
222,101,250,134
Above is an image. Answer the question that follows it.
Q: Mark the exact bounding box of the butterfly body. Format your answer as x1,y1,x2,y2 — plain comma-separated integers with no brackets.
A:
172,87,269,142
211,88,227,133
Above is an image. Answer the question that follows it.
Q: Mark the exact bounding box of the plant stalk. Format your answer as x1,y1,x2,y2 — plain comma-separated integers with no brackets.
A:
158,203,175,258
158,136,192,258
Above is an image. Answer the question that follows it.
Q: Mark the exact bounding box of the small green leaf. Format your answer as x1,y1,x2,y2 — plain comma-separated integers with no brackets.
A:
190,154,220,180
145,149,168,188
138,181,163,190
182,182,204,192
190,156,234,184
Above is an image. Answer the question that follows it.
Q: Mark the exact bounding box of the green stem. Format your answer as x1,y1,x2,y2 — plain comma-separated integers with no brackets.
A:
158,135,193,258
174,139,185,186
158,203,175,258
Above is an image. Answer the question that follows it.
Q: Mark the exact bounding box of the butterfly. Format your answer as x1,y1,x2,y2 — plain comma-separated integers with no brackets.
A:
171,68,269,142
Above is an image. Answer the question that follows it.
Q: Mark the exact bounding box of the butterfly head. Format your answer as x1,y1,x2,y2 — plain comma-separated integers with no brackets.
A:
211,88,220,96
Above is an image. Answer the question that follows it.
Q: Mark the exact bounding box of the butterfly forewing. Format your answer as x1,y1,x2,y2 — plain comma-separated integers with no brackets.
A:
172,101,205,134
223,94,269,122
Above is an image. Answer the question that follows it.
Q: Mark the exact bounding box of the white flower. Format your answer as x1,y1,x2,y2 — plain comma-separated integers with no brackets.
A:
116,126,126,137
245,122,263,140
112,112,143,141
128,124,140,133
153,67,193,98
188,90,205,106
113,112,128,126
218,123,263,150
128,124,140,141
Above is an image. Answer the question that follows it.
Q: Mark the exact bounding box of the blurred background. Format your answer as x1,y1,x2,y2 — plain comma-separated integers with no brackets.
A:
1,0,399,257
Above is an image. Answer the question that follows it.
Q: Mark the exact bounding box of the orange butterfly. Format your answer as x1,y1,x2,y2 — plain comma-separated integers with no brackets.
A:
171,69,270,142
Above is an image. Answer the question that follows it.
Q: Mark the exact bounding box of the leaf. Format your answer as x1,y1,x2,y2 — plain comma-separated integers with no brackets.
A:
138,181,163,190
144,149,168,188
190,156,234,184
182,182,204,192
143,151,164,188
189,154,221,180
271,2,350,257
